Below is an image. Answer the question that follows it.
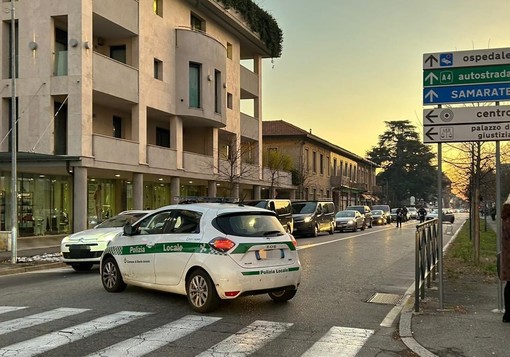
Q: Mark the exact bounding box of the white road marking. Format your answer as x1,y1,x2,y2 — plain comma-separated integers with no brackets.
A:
86,315,221,357
0,310,150,357
301,326,374,357
196,320,293,357
0,307,89,336
0,306,27,315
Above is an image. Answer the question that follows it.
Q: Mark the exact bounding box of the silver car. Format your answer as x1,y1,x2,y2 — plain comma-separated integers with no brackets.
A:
335,210,365,232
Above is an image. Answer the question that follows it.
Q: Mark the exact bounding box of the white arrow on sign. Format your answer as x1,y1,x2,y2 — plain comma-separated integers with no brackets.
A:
423,122,510,143
423,106,510,126
424,72,438,86
424,89,438,103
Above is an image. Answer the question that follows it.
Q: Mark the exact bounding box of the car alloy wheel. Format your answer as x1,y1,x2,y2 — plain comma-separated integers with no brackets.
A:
101,257,126,293
187,269,220,313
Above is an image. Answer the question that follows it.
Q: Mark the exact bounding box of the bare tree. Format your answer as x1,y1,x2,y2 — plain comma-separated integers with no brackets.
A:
263,149,292,198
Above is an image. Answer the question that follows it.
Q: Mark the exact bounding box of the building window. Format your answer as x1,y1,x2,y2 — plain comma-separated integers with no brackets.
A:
113,116,122,138
154,58,162,80
6,98,18,152
327,156,330,176
215,70,221,114
227,42,232,59
110,45,126,64
333,158,337,176
191,13,204,31
227,93,233,109
312,152,317,173
189,62,201,108
320,154,324,175
153,0,162,16
156,127,170,148
304,148,309,172
54,101,67,155
54,26,67,76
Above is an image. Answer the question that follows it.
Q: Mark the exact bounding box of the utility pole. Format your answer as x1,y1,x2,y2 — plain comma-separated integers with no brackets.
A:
10,0,18,264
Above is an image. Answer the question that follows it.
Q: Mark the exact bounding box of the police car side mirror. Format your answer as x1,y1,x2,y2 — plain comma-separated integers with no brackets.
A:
123,223,136,236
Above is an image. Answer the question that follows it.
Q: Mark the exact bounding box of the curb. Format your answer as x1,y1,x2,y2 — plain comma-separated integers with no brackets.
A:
399,307,437,357
0,262,67,276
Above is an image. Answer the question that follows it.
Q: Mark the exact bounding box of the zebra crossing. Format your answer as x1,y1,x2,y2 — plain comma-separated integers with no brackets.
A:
0,305,374,356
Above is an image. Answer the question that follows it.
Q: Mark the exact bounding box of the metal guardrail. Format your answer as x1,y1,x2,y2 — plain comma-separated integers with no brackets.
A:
414,218,439,312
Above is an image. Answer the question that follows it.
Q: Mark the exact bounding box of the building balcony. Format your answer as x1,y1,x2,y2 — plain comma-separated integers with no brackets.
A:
240,65,259,99
330,176,352,188
175,28,227,127
183,151,214,174
147,145,177,170
93,52,139,103
93,135,139,166
93,0,138,35
240,113,259,141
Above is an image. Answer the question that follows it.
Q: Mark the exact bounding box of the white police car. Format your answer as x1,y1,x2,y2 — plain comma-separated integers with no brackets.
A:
61,210,150,271
100,203,301,313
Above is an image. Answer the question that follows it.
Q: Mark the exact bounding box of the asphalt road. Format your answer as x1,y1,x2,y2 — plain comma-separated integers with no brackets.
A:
0,217,465,356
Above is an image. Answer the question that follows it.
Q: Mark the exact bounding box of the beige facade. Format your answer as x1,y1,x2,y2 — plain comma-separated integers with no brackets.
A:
263,121,378,210
0,0,293,235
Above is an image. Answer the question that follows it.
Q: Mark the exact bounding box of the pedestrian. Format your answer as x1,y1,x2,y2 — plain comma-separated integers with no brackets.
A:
418,206,427,223
501,194,510,323
396,207,403,228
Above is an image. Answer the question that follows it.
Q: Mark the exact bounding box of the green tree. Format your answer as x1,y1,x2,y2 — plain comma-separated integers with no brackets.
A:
366,120,436,206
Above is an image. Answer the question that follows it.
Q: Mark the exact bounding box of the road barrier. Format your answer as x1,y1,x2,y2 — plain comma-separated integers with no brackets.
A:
414,219,439,312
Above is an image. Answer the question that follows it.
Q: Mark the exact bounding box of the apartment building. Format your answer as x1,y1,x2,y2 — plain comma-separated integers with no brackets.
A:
262,120,379,210
0,0,292,236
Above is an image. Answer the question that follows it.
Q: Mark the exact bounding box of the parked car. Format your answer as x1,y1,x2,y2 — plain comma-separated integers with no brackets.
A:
426,208,455,223
371,204,391,223
334,210,365,232
345,205,373,228
407,207,418,220
100,203,301,313
61,210,151,271
243,199,293,233
291,201,335,237
371,209,387,225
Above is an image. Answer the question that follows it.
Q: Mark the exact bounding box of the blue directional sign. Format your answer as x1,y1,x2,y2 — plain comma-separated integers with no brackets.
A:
423,82,510,105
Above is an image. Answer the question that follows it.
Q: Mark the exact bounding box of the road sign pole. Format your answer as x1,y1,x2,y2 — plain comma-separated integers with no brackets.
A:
437,142,444,310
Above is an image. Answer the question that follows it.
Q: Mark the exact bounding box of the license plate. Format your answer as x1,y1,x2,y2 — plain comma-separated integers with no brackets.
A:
256,249,284,260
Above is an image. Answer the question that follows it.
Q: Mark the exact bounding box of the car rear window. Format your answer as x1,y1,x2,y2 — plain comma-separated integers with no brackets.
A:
292,202,317,214
215,213,285,237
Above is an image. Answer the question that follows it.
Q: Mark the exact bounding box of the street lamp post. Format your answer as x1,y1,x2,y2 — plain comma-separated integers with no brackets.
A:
10,0,18,264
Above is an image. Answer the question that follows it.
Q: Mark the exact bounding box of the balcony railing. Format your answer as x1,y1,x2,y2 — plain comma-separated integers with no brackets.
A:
93,52,139,103
183,152,213,174
93,135,139,166
147,145,177,170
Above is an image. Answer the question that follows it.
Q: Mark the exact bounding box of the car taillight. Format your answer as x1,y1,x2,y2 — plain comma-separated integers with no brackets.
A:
289,233,297,248
209,237,236,253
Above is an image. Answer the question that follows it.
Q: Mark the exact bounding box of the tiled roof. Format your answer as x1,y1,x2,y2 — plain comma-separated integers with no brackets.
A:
262,120,309,136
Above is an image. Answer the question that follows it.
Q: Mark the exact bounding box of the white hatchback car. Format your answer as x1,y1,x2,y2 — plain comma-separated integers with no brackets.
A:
61,210,150,271
100,203,301,313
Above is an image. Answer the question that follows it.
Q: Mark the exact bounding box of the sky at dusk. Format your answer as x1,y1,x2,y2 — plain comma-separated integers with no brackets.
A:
258,0,510,157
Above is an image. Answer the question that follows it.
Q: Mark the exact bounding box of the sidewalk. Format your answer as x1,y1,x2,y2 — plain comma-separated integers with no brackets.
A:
399,218,507,357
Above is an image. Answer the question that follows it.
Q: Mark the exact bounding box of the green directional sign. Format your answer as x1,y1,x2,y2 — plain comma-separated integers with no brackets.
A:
423,64,510,87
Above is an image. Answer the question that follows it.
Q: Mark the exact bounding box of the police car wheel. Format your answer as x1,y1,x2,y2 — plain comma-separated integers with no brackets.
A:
101,257,127,293
187,269,220,313
269,288,297,302
71,263,93,272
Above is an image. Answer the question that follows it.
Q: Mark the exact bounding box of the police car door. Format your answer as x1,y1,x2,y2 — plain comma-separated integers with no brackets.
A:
118,210,172,284
154,209,202,286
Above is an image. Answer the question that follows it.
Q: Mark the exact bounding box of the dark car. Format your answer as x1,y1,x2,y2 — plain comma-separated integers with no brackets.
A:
244,199,293,233
345,205,373,228
292,201,335,237
371,204,391,223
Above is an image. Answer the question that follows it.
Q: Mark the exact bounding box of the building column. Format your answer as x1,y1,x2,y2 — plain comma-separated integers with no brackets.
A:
253,185,261,199
171,116,183,169
233,183,240,201
73,167,88,232
133,173,143,209
171,177,180,204
208,180,217,197
289,189,296,200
